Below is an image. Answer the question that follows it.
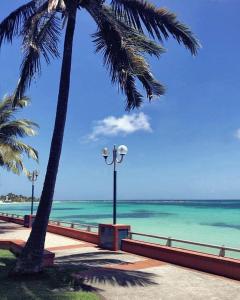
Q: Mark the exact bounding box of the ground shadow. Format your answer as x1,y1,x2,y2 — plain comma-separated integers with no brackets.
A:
55,251,135,267
0,221,23,235
55,251,125,260
55,251,157,289
0,227,17,234
71,267,157,288
0,252,100,300
0,249,157,299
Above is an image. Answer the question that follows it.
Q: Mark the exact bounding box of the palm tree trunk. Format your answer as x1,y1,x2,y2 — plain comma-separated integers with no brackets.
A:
13,3,78,274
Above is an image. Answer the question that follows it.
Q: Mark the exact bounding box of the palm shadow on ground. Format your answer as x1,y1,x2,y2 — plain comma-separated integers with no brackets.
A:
0,249,157,299
55,251,157,290
0,251,99,299
0,226,18,234
0,221,23,235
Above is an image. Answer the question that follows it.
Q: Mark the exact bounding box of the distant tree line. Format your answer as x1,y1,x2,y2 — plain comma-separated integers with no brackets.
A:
0,193,39,203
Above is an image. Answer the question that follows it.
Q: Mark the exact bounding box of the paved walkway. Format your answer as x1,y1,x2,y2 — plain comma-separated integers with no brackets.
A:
1,220,240,300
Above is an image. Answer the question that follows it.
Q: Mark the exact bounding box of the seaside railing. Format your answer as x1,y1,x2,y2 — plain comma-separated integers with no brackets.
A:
0,212,23,219
128,231,240,259
0,212,98,233
1,212,239,259
48,219,98,233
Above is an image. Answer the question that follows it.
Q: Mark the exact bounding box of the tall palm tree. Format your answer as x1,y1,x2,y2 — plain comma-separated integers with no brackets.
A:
0,0,200,273
0,96,38,175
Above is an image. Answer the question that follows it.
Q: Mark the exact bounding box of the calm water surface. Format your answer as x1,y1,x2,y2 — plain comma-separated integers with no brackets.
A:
1,200,239,258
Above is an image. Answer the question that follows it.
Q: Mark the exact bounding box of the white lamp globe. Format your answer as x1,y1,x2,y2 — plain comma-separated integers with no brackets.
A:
101,147,109,157
118,145,128,155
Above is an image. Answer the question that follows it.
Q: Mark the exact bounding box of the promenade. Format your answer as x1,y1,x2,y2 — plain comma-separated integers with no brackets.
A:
0,220,240,300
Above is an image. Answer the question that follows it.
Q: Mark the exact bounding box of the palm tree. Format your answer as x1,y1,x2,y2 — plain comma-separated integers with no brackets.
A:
0,96,38,175
0,0,200,274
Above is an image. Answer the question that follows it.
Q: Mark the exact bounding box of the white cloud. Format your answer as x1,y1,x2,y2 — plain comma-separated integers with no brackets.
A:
235,129,240,140
88,112,152,141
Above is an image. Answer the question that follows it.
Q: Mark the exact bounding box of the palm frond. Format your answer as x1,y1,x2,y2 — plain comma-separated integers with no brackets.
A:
0,137,38,161
0,96,30,124
14,7,61,103
111,0,200,55
10,140,39,161
0,95,30,112
0,96,39,175
0,145,27,175
87,5,165,110
0,119,38,139
0,1,36,47
124,75,143,110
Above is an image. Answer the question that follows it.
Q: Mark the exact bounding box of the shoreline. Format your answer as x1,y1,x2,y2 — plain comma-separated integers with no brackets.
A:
0,201,39,204
1,200,240,204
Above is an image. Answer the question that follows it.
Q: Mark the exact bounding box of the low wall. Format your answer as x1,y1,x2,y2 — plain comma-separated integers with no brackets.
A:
0,215,24,225
122,239,240,281
0,214,99,245
47,224,99,244
0,240,11,250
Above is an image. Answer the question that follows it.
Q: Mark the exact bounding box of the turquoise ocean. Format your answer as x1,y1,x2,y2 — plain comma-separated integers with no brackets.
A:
1,200,239,259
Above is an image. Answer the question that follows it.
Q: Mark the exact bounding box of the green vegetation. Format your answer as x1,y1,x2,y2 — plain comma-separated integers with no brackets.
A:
0,250,99,300
0,96,38,175
0,193,39,203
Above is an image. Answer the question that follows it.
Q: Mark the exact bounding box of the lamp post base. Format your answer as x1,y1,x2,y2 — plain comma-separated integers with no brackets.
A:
99,224,131,251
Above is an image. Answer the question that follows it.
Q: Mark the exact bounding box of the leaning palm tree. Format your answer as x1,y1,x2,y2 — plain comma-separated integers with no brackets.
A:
0,0,200,273
0,96,38,175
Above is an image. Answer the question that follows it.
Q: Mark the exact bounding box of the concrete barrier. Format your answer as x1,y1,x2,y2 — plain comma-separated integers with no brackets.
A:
0,214,99,245
122,239,240,281
0,215,24,225
47,224,99,244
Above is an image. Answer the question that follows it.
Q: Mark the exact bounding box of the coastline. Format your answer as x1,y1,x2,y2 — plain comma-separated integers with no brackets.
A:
0,201,39,204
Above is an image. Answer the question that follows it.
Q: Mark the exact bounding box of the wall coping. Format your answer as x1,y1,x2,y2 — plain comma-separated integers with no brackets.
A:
122,239,240,281
124,239,240,264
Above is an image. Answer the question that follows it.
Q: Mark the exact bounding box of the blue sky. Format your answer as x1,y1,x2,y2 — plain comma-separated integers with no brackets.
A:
0,0,240,200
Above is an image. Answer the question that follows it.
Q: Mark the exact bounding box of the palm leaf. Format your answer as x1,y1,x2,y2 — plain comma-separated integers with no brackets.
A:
111,0,200,55
0,96,39,175
0,145,27,175
0,1,35,47
11,140,39,161
0,137,38,161
124,74,143,110
87,5,165,109
0,96,30,124
0,119,38,138
14,8,61,103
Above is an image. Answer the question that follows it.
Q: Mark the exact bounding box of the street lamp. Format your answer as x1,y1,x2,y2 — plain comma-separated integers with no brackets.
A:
101,145,128,224
27,170,39,215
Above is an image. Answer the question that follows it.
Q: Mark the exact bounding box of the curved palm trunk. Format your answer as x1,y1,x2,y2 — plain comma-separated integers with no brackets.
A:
13,4,78,274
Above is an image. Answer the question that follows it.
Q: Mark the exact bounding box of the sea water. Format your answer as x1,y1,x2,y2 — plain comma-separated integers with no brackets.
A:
1,200,239,258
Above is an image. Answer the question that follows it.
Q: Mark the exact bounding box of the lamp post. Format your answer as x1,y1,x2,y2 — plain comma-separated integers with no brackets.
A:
27,170,39,215
101,145,128,224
